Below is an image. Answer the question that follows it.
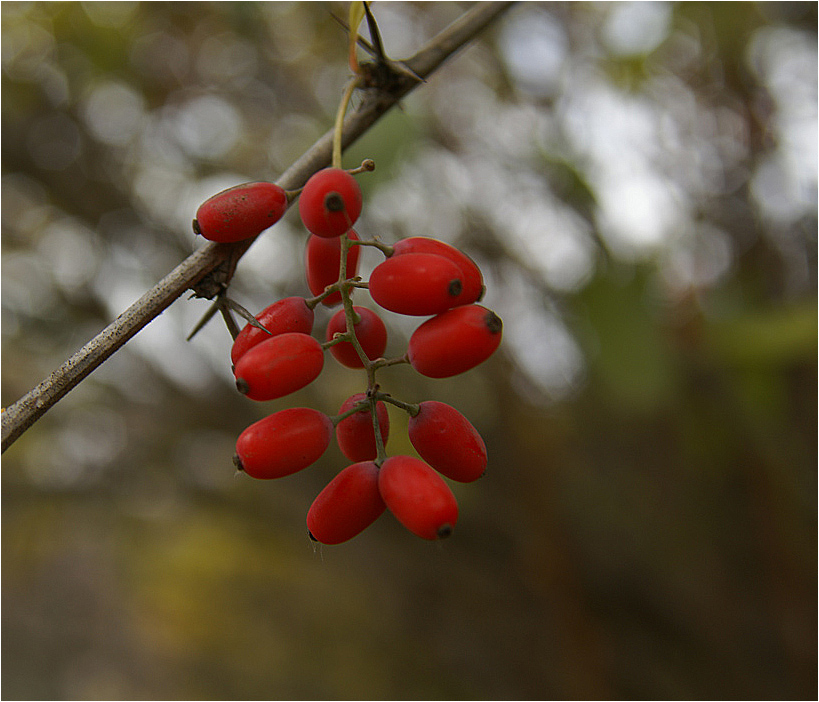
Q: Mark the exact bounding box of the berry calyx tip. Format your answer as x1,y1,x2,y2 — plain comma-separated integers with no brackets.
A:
485,310,503,334
324,192,345,212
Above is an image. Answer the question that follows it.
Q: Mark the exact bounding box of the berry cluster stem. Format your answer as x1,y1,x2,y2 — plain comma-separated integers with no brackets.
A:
337,234,384,463
334,224,412,466
367,391,387,466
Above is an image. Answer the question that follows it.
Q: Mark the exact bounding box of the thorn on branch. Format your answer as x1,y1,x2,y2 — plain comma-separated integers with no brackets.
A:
331,4,424,92
188,292,266,342
190,246,242,300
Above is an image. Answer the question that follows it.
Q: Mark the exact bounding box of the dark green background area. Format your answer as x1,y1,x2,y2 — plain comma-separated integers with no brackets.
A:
2,2,816,699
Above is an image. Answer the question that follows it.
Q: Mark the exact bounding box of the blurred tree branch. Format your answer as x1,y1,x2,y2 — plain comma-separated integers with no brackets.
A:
1,1,513,453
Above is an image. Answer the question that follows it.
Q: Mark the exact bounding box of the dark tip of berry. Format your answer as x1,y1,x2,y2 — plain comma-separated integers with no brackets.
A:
192,218,202,235
308,530,318,542
484,310,503,335
448,279,463,297
232,454,244,472
324,191,345,213
437,523,453,539
235,377,250,395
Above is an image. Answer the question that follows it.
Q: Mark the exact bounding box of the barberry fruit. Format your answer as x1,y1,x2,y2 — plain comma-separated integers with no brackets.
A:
299,168,362,238
234,408,333,479
369,252,464,316
234,332,324,401
230,297,314,366
392,237,484,306
305,230,361,307
194,182,288,243
326,306,387,368
335,393,389,461
408,304,502,378
307,461,386,544
408,401,487,482
377,456,458,540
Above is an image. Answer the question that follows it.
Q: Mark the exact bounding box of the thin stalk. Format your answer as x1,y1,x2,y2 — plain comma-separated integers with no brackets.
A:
375,393,420,417
332,78,360,169
330,398,371,427
369,392,388,466
349,238,394,256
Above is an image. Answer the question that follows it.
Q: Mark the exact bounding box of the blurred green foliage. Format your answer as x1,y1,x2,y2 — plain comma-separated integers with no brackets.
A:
2,2,816,700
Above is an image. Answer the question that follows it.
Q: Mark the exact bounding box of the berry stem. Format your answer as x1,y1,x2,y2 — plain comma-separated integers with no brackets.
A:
304,279,361,309
321,333,352,350
370,355,411,370
367,391,388,466
375,393,420,417
338,239,375,372
330,398,370,427
347,159,376,176
332,77,361,169
350,238,394,256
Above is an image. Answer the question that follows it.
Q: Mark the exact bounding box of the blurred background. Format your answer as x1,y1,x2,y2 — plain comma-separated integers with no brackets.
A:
2,2,816,699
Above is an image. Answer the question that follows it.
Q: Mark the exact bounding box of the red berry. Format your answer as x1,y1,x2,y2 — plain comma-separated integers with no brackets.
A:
326,306,387,368
377,456,458,540
307,461,386,544
335,393,389,461
230,297,314,366
234,408,333,479
194,182,288,243
408,401,487,482
298,168,362,238
369,252,464,316
408,304,502,378
234,332,324,401
305,230,361,307
392,237,484,307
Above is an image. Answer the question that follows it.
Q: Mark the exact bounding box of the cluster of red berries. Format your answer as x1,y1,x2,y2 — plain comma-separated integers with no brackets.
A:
192,163,502,543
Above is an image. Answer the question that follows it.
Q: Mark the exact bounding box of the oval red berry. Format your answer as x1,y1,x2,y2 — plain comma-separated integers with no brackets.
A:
392,237,484,307
326,306,387,368
194,182,288,243
298,168,362,238
369,252,464,316
234,408,333,479
307,461,386,544
378,456,458,540
335,392,390,462
234,332,324,401
230,297,314,366
408,304,502,378
408,401,487,482
305,230,361,307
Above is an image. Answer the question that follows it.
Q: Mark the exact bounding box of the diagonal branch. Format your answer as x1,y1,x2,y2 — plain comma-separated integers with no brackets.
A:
1,1,514,453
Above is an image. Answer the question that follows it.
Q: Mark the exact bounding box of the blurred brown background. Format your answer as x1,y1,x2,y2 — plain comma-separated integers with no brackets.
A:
2,2,816,699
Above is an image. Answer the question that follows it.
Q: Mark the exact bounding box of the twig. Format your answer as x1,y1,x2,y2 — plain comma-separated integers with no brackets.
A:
1,1,514,453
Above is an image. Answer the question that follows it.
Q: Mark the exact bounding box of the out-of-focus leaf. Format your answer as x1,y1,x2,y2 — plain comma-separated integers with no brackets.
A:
573,267,678,412
706,301,818,366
